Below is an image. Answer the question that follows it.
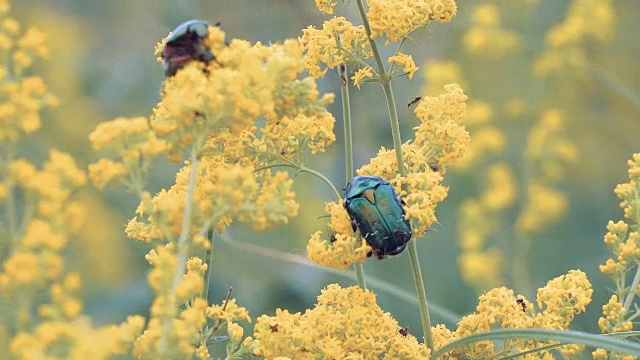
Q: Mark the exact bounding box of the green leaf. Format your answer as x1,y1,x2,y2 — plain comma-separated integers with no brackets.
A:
430,328,640,359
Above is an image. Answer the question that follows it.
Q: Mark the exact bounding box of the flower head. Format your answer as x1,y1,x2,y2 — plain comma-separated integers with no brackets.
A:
301,17,371,78
367,0,457,44
254,284,429,359
357,84,468,237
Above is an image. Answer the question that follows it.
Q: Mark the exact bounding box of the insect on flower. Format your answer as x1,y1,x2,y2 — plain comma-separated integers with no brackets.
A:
398,327,410,337
516,298,527,312
162,19,217,76
343,176,412,259
408,96,422,107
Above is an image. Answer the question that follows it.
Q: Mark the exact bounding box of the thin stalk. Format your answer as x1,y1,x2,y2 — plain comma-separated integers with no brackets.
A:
431,328,640,359
340,64,355,185
381,81,406,176
340,64,367,289
623,266,640,311
205,229,215,301
160,147,199,352
354,0,385,77
255,163,342,203
220,234,462,325
355,0,431,349
407,240,434,349
299,166,342,202
5,182,17,246
381,73,431,351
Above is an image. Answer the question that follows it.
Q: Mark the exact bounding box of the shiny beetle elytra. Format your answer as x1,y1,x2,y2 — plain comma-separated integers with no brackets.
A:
161,19,216,76
343,175,412,259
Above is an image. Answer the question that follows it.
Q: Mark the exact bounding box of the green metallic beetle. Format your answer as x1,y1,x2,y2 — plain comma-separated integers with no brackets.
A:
162,19,216,76
343,175,412,259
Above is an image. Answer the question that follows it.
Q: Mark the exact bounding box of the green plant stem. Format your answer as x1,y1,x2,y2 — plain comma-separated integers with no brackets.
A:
430,328,640,359
160,147,199,353
339,64,367,290
623,265,640,311
407,240,434,350
257,163,342,202
220,234,461,325
354,0,385,76
354,0,431,349
340,65,355,183
299,166,342,202
381,81,407,176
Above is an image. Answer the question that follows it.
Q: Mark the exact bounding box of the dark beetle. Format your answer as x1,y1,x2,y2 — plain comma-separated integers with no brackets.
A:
162,19,216,76
516,298,527,312
343,175,412,259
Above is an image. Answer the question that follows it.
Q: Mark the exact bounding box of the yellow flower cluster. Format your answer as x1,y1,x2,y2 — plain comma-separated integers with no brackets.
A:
598,295,633,334
88,116,168,190
0,146,143,360
435,270,593,358
10,316,145,359
125,156,299,244
307,202,371,269
595,153,640,358
301,17,371,78
366,0,457,43
0,4,147,357
534,0,614,77
113,24,336,358
388,52,419,79
0,151,86,300
155,27,335,159
135,248,206,358
315,0,337,14
463,4,520,58
134,246,253,359
515,109,576,234
457,163,515,290
0,10,57,143
254,284,430,359
355,84,468,238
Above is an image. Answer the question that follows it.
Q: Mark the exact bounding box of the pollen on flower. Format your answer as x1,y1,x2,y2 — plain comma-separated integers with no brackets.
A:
352,66,374,88
307,231,370,269
535,270,593,329
367,0,457,43
441,270,593,358
388,53,419,79
315,0,337,14
206,298,251,324
254,284,429,358
354,84,468,237
301,17,371,78
227,322,244,342
598,295,633,334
